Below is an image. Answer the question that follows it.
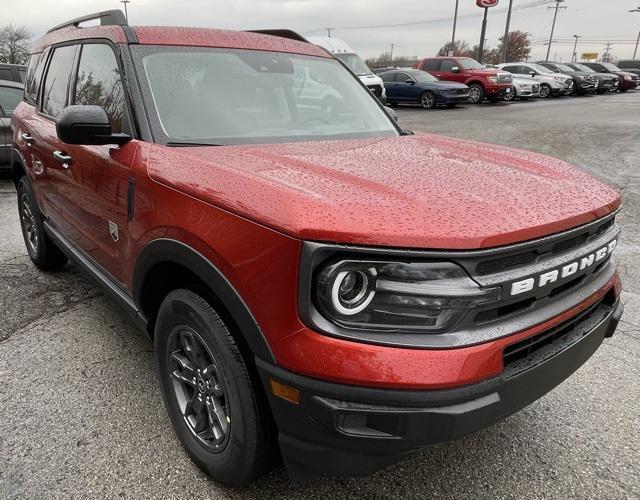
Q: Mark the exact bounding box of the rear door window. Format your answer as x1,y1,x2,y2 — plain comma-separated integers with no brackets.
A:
41,45,77,117
73,43,125,133
422,60,441,71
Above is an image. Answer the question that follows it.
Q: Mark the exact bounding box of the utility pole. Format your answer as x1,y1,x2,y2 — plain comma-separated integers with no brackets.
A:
545,0,567,61
121,0,130,22
326,28,333,37
478,7,489,64
451,0,460,55
603,42,613,62
389,44,395,65
572,35,581,62
631,7,640,59
501,0,515,63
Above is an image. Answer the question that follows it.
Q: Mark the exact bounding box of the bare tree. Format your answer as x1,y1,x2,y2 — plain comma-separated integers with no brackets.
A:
437,40,470,57
0,25,32,65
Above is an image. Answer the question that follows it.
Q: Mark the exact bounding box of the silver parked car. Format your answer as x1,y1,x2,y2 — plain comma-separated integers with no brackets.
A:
0,80,24,172
503,75,541,101
497,62,573,97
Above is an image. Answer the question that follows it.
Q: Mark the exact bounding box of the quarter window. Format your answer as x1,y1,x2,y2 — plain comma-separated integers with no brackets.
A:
73,44,125,133
24,52,44,105
41,45,77,117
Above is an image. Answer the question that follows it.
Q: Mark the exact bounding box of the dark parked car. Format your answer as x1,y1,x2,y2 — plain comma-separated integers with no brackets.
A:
565,63,620,94
580,62,639,92
537,61,598,95
0,80,24,171
380,69,470,108
0,63,27,84
616,60,640,77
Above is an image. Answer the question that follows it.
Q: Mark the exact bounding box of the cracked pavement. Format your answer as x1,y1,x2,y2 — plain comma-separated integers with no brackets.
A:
1,91,639,499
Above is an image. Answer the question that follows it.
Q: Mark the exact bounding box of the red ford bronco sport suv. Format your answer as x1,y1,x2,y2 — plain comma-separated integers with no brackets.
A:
415,56,513,104
11,10,623,486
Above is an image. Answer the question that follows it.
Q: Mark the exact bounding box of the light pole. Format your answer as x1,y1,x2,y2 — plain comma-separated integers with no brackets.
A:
501,0,515,63
546,0,567,61
478,7,489,63
389,44,396,65
121,0,130,22
451,0,460,55
572,35,581,62
631,7,640,59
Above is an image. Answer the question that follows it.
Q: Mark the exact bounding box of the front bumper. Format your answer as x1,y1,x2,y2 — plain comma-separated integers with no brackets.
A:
259,294,622,482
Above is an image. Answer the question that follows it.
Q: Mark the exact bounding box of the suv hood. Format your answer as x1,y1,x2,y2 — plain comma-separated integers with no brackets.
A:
147,134,620,250
465,68,498,76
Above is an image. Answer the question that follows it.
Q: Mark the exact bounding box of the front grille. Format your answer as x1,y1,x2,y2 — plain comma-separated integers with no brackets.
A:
503,290,614,374
367,84,383,97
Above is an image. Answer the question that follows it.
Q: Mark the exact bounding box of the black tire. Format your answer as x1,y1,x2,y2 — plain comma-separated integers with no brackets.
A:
468,84,485,104
16,177,67,271
419,91,436,109
155,289,276,487
619,88,628,93
503,87,516,102
539,84,551,98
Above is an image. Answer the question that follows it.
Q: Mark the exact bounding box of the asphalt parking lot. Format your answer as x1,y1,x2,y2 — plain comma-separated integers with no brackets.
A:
1,91,639,500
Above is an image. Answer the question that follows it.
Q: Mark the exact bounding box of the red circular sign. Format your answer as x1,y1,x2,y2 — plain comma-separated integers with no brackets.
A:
477,0,499,7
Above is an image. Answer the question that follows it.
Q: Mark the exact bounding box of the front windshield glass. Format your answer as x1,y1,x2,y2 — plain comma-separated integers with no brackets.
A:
133,46,397,145
531,63,554,74
458,58,484,70
556,63,575,73
601,62,621,72
410,70,438,83
334,53,372,76
571,63,595,73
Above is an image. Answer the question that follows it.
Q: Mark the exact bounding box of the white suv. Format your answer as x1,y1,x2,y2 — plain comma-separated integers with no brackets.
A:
497,62,573,98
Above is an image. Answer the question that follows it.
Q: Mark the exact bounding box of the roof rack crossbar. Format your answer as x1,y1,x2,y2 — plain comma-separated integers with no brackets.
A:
246,29,308,44
46,9,128,34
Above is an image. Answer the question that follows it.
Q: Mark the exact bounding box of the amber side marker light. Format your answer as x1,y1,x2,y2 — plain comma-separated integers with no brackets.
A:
270,379,301,405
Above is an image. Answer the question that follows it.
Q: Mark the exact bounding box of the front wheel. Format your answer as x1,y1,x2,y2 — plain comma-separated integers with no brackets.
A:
419,91,436,109
468,84,485,104
155,289,277,486
539,84,551,98
503,87,516,101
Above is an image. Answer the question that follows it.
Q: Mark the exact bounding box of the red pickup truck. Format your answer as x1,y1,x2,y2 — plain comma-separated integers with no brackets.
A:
11,10,623,487
415,56,513,103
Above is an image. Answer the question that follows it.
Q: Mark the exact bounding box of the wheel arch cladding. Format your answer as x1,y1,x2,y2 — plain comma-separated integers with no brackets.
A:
133,238,276,364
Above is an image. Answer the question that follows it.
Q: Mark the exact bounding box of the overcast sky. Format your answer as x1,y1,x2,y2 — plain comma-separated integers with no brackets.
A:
5,0,640,61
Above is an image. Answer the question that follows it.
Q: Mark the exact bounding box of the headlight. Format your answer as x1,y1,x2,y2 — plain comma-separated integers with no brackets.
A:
487,76,498,83
624,75,632,81
314,260,500,333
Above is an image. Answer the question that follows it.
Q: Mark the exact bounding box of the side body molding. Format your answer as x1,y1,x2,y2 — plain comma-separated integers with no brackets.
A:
132,238,276,364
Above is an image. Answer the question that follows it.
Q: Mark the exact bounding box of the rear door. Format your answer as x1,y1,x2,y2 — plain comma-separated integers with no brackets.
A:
421,59,441,78
379,71,399,100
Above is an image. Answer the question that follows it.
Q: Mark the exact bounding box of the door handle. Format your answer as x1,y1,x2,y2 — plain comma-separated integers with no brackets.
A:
21,132,34,145
53,151,73,169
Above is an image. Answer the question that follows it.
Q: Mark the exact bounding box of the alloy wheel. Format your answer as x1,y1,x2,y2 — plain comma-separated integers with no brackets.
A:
469,87,481,104
168,326,230,452
539,85,550,98
20,193,39,253
421,92,435,109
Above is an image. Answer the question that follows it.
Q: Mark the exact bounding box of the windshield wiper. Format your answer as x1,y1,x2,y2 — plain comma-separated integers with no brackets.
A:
166,141,224,147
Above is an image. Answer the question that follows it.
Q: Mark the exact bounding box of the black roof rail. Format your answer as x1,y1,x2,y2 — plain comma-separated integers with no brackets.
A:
246,29,308,44
46,10,128,34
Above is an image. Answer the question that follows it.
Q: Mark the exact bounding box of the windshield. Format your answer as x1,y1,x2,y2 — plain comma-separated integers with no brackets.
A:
531,63,554,74
133,46,397,145
570,63,595,73
410,70,438,83
556,63,575,73
334,53,372,77
458,58,484,70
601,62,621,72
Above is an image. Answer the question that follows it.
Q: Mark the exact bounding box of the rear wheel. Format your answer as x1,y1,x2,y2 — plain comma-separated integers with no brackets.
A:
155,289,277,486
468,84,485,104
539,84,551,98
419,91,436,109
17,178,67,271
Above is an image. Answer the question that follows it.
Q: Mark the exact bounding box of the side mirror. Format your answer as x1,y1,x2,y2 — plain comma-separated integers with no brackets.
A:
56,105,131,146
384,105,399,122
451,66,460,73
405,79,415,84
